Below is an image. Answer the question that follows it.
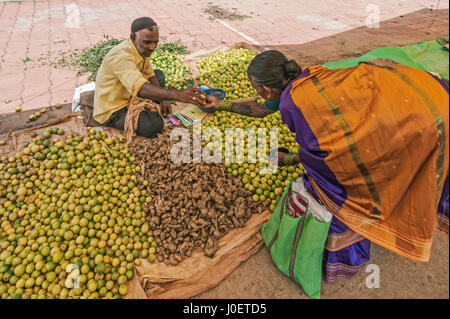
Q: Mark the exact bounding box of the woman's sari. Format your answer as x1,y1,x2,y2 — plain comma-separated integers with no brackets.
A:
279,63,449,280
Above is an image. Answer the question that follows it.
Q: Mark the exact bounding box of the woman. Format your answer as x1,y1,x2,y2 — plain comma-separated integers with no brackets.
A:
204,50,449,282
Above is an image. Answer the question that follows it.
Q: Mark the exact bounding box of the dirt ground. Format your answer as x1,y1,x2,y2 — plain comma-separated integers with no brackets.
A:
203,5,251,21
196,232,448,299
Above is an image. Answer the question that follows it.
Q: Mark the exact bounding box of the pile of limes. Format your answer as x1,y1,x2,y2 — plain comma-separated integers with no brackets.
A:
0,128,156,299
196,48,260,100
202,111,305,211
150,49,194,90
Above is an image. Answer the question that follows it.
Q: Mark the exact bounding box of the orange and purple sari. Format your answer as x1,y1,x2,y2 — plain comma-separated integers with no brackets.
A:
279,63,449,281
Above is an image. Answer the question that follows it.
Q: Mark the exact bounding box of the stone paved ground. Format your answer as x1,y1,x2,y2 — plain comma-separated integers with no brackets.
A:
0,0,448,113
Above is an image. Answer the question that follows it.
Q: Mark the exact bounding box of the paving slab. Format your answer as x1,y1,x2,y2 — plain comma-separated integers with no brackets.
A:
0,0,448,114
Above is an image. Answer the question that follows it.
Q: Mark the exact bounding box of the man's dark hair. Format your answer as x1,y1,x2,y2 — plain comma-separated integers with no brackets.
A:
131,17,158,33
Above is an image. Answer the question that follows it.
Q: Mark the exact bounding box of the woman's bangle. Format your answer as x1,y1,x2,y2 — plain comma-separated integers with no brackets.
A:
217,100,233,112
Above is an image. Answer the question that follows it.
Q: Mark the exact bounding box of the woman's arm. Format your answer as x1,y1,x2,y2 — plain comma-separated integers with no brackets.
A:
230,101,276,118
203,95,275,118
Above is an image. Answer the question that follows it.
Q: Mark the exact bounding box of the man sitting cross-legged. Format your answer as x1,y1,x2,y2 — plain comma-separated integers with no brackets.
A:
93,17,206,138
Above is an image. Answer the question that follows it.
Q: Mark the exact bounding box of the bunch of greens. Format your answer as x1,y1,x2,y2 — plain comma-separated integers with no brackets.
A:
75,38,192,86
77,37,122,81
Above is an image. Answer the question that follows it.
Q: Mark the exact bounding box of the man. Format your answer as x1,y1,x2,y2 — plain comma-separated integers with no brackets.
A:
93,17,206,138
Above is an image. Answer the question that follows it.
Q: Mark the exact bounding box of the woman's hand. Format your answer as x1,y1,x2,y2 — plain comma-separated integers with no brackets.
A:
277,150,300,166
203,95,220,109
278,151,289,167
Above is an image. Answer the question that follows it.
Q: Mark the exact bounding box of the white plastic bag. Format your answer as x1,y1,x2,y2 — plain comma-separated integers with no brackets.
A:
291,178,333,223
72,82,96,112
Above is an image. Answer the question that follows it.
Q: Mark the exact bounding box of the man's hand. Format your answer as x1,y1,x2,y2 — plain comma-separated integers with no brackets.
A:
203,95,220,110
175,88,207,107
159,100,172,117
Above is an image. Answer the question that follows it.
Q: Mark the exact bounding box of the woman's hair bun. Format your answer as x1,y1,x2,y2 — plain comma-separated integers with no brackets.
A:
284,60,301,76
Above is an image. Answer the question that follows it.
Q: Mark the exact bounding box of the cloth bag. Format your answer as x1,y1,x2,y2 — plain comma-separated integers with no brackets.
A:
261,178,332,299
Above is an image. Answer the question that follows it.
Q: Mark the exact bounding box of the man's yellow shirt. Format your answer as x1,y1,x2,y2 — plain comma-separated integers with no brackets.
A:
93,39,155,124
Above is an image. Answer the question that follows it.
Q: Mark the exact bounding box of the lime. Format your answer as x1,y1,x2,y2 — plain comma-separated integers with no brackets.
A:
118,284,128,296
87,279,97,292
95,263,106,274
125,269,134,280
13,264,25,277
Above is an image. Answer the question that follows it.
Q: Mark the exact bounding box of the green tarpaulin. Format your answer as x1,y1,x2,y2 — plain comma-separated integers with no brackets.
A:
323,37,449,80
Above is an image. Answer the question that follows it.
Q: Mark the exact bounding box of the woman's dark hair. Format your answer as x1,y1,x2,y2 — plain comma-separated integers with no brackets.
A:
247,50,302,90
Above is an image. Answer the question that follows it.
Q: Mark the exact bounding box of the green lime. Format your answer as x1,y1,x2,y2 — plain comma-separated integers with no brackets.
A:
125,269,134,280
87,279,97,292
13,264,25,277
95,263,106,274
118,284,128,296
